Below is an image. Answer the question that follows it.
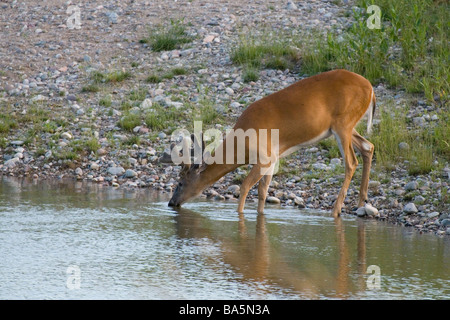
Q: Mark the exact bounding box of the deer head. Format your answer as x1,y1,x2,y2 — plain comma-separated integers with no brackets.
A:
160,134,208,207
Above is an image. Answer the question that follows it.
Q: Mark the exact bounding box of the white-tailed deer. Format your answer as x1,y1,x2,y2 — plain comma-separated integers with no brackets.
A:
165,69,376,217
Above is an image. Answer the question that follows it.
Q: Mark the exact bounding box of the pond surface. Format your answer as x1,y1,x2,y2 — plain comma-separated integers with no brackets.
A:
0,177,448,299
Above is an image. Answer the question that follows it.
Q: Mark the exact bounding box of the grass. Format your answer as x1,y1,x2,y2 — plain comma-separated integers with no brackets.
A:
118,113,141,131
0,113,18,133
146,67,189,84
141,19,193,52
145,103,185,131
231,33,299,80
298,0,449,103
370,101,448,175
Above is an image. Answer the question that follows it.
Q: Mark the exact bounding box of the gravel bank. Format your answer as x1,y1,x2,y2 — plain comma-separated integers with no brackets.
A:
0,0,448,236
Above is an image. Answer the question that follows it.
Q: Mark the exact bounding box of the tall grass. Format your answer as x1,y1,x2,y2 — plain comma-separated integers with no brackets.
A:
231,33,299,81
299,0,449,103
141,19,193,52
370,102,448,175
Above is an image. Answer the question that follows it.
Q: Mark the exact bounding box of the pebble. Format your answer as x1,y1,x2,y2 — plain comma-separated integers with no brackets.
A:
404,203,418,214
405,181,418,191
364,203,379,216
266,196,281,204
107,166,125,176
124,169,138,178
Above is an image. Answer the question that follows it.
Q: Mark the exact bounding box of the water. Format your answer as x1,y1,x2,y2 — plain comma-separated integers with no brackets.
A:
0,177,448,299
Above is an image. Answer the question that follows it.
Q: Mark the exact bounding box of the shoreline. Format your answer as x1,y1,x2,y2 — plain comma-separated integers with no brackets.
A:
0,0,448,236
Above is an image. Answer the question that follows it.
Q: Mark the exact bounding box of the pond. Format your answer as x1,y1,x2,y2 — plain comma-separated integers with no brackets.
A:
0,177,448,299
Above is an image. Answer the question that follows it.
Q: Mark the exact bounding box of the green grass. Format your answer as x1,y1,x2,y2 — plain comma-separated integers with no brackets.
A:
146,67,188,84
370,101,448,175
145,103,185,131
141,19,193,52
81,84,100,93
118,113,141,131
242,67,259,83
105,70,132,83
0,114,18,133
231,35,298,74
298,0,449,103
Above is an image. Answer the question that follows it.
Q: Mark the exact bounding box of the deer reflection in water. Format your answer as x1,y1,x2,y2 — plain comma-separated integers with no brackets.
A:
172,207,369,299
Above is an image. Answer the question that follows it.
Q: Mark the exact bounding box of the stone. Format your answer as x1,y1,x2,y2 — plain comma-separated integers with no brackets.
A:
266,196,280,204
405,181,418,191
90,162,100,170
106,11,118,24
61,132,73,140
403,203,418,214
10,140,24,146
364,203,379,216
203,35,215,43
398,142,409,150
4,157,20,168
75,167,83,176
107,166,125,176
141,98,152,109
356,207,367,217
286,1,298,10
427,212,439,218
227,185,240,197
124,169,137,178
440,219,450,227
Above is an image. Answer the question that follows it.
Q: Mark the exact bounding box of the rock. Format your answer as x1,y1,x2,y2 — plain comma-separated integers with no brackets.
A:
61,132,73,140
75,167,83,176
330,158,341,168
107,166,125,176
4,157,20,168
446,228,450,235
405,181,418,191
266,196,280,204
203,35,215,43
214,194,225,201
106,11,118,24
10,140,24,146
427,212,439,218
225,87,234,95
398,142,409,150
141,98,152,109
294,196,306,208
414,195,425,204
124,169,137,178
227,185,240,197
403,203,418,214
312,163,329,170
356,207,367,217
30,94,47,103
90,162,100,170
97,148,107,156
286,1,298,10
364,203,379,216
440,219,450,227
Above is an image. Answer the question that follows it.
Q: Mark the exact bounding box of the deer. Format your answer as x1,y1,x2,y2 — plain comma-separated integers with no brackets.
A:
163,69,376,217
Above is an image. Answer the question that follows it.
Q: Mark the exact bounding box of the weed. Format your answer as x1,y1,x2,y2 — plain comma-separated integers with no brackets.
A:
118,113,141,131
142,19,194,52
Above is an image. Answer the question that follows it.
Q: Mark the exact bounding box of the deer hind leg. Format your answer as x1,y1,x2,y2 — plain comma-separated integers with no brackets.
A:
237,164,264,214
332,129,359,217
352,129,374,208
257,165,275,214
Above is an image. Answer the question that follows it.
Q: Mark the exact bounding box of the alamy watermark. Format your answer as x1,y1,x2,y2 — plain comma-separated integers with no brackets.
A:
66,265,81,290
169,121,280,175
366,5,381,30
366,265,381,290
66,5,81,30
